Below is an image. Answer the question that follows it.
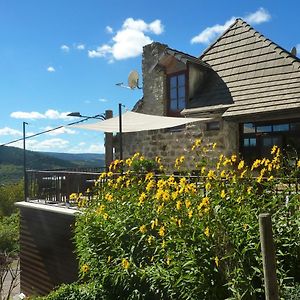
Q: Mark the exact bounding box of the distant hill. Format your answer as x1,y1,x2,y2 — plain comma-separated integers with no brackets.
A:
0,146,105,184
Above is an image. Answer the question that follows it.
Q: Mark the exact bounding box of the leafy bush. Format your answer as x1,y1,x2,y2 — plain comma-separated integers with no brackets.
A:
50,142,300,299
34,282,105,300
0,213,19,253
0,181,23,216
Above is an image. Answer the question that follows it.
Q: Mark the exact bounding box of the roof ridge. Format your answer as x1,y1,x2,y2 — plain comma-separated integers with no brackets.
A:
200,18,300,70
199,18,241,59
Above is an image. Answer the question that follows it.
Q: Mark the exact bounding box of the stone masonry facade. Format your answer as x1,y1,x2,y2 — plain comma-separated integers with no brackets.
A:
117,42,239,171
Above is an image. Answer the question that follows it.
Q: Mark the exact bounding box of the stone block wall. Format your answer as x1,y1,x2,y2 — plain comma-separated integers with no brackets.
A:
119,119,239,172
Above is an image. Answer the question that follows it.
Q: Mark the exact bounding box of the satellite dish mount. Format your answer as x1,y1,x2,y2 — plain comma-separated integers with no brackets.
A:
115,70,142,90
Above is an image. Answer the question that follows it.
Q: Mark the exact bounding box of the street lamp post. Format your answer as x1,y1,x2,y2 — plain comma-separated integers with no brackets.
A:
23,121,28,201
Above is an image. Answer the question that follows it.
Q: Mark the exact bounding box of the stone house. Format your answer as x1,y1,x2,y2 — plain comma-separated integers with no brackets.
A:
120,18,300,170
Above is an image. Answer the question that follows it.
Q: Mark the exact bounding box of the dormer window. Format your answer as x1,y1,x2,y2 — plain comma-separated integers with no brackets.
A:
167,72,187,116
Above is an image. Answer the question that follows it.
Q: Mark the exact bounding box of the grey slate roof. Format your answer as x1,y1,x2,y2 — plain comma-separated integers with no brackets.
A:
165,48,211,69
197,18,300,118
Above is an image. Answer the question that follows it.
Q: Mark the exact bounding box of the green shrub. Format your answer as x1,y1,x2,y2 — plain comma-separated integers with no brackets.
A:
0,213,19,253
34,282,105,300
70,143,300,299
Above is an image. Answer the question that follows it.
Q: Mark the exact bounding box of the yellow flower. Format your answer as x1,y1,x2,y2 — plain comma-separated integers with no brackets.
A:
176,200,182,210
103,213,109,220
177,219,182,227
247,187,253,194
166,256,171,266
240,169,247,178
207,170,215,180
205,182,212,190
155,156,161,164
158,226,165,237
214,256,219,268
231,154,237,162
271,145,278,155
238,160,245,170
145,172,154,181
162,190,170,201
220,170,226,178
96,204,105,215
146,180,155,192
204,227,210,237
125,158,132,166
198,197,209,210
243,223,248,231
212,142,217,149
267,175,274,181
151,218,158,229
172,191,178,200
138,192,147,205
147,235,154,244
201,166,206,174
251,159,261,170
69,193,77,200
105,193,113,201
220,190,226,199
185,199,191,209
188,210,193,218
297,160,300,168
121,258,130,270
81,264,89,273
139,225,147,234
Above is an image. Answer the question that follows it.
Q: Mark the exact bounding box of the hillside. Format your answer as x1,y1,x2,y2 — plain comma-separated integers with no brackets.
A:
0,146,105,184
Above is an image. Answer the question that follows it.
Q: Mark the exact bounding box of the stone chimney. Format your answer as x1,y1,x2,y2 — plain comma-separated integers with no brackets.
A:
141,42,168,115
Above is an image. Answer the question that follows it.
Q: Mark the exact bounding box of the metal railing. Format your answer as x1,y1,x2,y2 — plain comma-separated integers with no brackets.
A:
26,169,299,205
26,169,106,204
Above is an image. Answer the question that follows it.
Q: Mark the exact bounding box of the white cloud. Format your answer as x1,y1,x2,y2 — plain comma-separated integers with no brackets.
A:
191,7,271,45
10,111,46,119
68,142,104,153
106,26,113,34
61,45,70,52
244,7,271,24
89,18,164,61
0,127,22,136
98,98,108,103
43,126,76,136
47,66,55,72
76,44,85,50
27,138,70,151
191,17,235,44
10,109,71,120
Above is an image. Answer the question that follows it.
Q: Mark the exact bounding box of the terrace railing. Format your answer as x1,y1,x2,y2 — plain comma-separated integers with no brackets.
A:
26,169,106,204
26,169,299,206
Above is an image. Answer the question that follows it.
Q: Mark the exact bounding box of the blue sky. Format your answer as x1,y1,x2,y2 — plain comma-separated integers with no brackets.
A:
0,0,299,153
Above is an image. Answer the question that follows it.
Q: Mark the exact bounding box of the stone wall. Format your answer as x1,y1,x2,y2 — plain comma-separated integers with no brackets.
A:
120,119,239,172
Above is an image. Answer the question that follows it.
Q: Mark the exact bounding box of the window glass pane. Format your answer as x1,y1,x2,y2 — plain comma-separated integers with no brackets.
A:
290,122,300,131
207,121,220,131
244,138,249,147
256,125,272,133
178,74,185,86
170,88,177,100
178,86,185,98
273,124,289,132
263,137,280,147
170,99,177,111
178,98,185,110
243,123,255,133
249,138,256,146
170,76,177,88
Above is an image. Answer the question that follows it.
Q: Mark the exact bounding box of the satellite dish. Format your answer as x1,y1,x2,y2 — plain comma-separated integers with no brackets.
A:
291,46,297,57
128,70,140,89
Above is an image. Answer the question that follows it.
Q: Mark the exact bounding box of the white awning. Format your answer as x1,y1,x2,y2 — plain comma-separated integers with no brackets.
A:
72,111,211,133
